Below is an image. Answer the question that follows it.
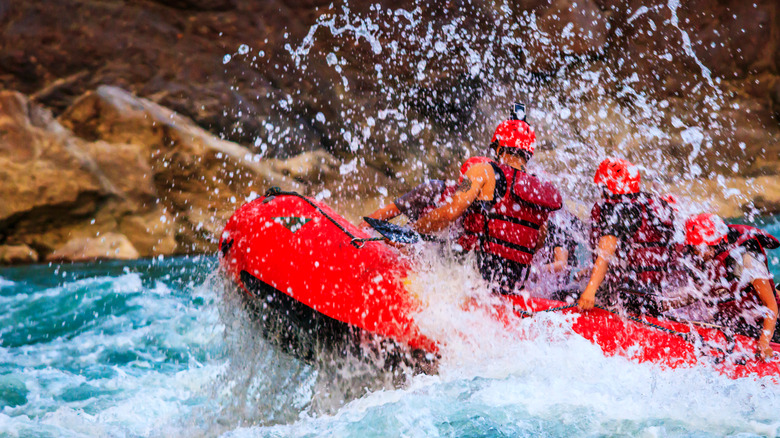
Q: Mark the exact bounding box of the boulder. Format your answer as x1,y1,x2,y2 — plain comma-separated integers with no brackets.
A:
0,244,38,264
46,233,140,262
0,91,111,247
528,0,609,60
268,150,340,182
118,214,178,257
154,0,236,11
0,87,300,263
670,175,780,219
59,85,296,254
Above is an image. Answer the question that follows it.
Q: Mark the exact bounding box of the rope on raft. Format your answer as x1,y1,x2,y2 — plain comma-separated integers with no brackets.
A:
512,301,741,363
264,187,384,248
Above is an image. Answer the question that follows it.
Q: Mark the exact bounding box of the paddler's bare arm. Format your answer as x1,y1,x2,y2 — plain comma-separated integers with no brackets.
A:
754,278,778,361
540,246,569,274
413,163,493,234
578,235,618,310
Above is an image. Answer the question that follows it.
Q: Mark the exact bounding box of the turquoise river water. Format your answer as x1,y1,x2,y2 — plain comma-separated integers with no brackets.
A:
0,218,779,437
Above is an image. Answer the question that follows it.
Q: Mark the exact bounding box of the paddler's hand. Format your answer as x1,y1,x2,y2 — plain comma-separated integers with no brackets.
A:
384,239,405,250
577,291,596,311
757,338,775,362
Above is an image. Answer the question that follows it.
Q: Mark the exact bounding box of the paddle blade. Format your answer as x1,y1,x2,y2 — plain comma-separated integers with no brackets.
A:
363,217,421,244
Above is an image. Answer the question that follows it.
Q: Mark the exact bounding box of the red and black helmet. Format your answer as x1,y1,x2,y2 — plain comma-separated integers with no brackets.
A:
593,157,641,195
491,120,536,157
684,213,729,246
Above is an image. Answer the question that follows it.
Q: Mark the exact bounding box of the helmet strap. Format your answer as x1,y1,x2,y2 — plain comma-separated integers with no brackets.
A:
490,141,500,156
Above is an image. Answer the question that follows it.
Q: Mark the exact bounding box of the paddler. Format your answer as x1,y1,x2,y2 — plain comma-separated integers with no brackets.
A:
540,209,586,275
577,158,679,315
359,157,492,228
683,213,779,361
412,105,562,292
523,208,587,300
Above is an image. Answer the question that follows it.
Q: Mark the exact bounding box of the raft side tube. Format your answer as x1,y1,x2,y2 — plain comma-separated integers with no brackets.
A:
239,270,438,373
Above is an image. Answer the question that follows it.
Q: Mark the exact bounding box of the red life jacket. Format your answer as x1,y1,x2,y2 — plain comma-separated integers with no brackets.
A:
711,225,779,309
458,159,562,266
590,193,676,287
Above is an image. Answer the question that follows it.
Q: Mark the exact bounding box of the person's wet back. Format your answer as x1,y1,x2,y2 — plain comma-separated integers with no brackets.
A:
528,208,587,299
577,158,679,315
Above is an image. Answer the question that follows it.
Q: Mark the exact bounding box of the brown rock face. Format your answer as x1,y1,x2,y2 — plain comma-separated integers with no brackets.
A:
0,91,111,251
0,87,295,262
523,0,609,72
0,0,778,264
4,0,774,163
154,0,237,11
0,244,38,264
59,85,296,252
46,233,140,262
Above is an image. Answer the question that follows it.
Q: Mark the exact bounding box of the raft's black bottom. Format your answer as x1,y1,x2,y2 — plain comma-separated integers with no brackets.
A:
238,270,437,374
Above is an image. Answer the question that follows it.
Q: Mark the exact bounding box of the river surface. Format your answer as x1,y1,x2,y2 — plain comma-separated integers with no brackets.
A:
1,218,779,437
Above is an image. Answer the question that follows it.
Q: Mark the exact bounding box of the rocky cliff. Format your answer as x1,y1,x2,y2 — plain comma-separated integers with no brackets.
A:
0,0,778,262
0,86,304,262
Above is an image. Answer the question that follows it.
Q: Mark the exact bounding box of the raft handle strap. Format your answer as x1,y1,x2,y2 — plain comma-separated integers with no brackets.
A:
264,187,381,249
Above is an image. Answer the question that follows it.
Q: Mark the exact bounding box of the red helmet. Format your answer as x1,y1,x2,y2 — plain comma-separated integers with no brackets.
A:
492,120,536,155
684,213,729,246
593,158,640,195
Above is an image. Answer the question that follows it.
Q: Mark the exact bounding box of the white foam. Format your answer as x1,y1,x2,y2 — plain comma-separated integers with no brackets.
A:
0,276,14,288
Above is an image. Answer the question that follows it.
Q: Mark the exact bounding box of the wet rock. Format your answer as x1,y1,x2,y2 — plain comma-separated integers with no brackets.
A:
749,196,780,217
1,0,777,170
47,233,140,262
0,244,38,264
0,0,777,262
118,214,178,257
522,0,609,71
670,175,780,219
268,150,340,182
0,91,110,248
154,0,237,11
59,85,296,254
0,87,301,263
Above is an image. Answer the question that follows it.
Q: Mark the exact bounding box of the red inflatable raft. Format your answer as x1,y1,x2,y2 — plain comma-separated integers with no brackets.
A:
219,189,780,380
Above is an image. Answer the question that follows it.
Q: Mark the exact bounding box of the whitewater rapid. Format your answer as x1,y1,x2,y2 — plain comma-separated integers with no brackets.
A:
0,218,778,437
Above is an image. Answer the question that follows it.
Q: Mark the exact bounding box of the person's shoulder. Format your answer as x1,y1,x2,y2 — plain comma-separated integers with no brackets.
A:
598,196,641,226
459,156,492,178
463,161,495,180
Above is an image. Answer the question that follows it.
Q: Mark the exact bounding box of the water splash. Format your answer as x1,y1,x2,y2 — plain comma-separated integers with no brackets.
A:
217,236,780,437
263,2,746,219
0,234,777,436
